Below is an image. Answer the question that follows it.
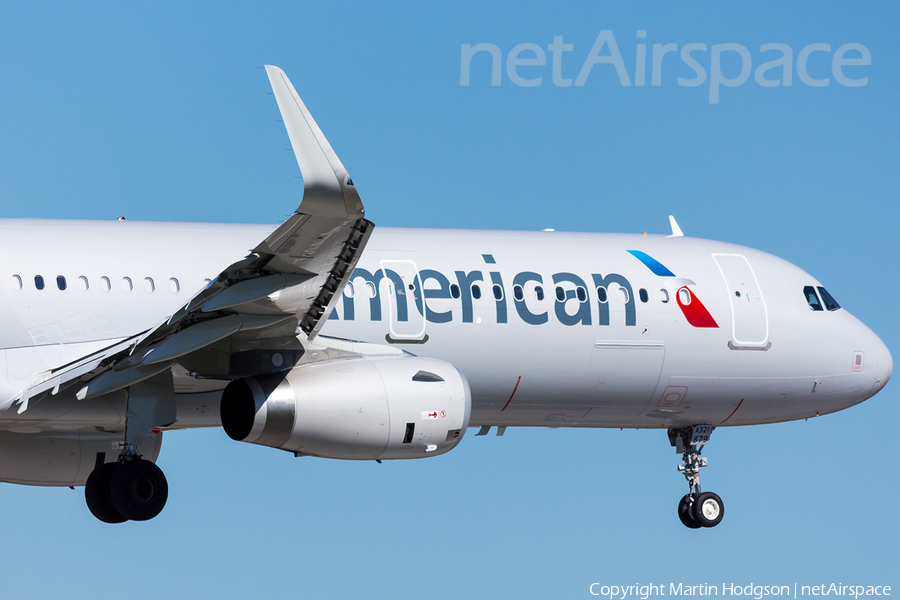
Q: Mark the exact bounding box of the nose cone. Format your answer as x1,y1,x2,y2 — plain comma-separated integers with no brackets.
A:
873,337,892,396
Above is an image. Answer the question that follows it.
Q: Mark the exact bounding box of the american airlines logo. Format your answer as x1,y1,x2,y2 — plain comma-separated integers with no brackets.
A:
332,251,717,329
460,30,871,104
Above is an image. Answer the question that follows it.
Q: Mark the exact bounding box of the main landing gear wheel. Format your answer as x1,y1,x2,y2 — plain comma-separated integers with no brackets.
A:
85,462,128,524
84,458,168,523
110,459,168,522
669,424,725,529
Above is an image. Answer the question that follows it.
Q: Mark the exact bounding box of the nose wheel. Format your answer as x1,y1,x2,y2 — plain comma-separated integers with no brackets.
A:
692,491,724,527
669,425,724,529
677,494,701,529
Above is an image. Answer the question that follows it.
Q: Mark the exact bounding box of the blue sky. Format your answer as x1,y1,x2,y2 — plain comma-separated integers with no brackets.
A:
0,1,897,598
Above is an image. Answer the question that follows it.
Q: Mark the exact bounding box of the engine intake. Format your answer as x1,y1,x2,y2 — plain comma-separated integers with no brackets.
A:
221,355,471,460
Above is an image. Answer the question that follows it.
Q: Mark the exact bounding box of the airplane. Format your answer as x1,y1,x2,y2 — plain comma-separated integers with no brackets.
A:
0,66,890,528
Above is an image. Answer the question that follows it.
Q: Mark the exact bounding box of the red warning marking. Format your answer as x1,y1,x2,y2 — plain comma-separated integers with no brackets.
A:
500,376,522,412
718,398,744,425
676,286,719,328
440,410,447,418
658,386,687,408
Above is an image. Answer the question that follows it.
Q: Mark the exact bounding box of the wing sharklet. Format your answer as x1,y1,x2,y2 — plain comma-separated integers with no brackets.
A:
265,65,363,219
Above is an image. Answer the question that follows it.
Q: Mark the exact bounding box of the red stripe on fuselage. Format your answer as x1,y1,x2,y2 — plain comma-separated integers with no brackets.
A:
719,398,744,425
500,376,522,412
676,286,718,328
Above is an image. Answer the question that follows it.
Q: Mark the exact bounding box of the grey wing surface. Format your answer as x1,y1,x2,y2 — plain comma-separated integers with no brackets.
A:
15,65,373,411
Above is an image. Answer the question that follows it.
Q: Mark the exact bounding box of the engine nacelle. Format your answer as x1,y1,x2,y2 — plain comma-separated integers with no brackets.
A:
220,355,471,460
0,430,162,487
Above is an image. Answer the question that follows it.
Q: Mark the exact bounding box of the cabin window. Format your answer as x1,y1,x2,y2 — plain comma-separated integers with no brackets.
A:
169,278,180,293
576,287,587,302
618,287,630,304
12,275,22,290
78,276,89,291
365,281,377,298
804,286,823,311
144,277,155,293
122,277,133,292
818,287,841,311
471,284,482,299
344,282,355,298
35,275,45,290
100,276,111,292
450,284,460,299
659,288,669,303
513,285,524,301
596,286,608,303
678,288,691,305
535,286,544,301
555,286,565,302
492,284,503,301
639,288,649,303
57,275,66,290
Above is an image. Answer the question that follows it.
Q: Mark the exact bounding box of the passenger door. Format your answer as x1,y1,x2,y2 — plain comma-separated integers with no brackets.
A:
712,254,769,348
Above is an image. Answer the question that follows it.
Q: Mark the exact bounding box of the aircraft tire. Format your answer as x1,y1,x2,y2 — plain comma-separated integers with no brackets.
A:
678,494,702,529
85,462,128,524
692,491,724,527
110,459,168,522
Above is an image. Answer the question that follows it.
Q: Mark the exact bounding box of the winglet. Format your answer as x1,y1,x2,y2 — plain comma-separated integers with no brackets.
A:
265,65,364,219
668,215,684,237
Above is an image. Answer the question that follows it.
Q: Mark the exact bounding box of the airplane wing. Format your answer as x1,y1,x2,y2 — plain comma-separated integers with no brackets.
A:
13,65,373,412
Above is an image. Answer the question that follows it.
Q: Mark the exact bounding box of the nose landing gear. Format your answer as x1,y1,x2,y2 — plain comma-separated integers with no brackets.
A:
669,425,724,529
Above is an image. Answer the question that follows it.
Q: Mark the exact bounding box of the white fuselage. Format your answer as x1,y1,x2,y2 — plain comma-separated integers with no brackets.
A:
0,219,891,432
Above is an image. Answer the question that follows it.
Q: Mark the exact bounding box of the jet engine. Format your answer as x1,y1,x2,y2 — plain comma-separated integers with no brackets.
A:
220,355,471,460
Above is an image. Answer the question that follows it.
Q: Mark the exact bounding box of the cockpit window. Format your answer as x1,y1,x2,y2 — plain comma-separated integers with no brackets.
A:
804,286,823,311
817,287,841,311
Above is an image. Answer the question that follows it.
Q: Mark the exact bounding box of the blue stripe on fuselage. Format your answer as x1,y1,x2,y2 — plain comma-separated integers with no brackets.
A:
627,250,675,277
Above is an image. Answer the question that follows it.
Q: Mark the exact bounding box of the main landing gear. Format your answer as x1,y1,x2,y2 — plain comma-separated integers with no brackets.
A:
85,447,168,523
84,373,175,523
669,424,724,529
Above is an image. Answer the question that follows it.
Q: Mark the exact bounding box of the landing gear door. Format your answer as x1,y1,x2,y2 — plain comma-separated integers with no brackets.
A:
380,260,426,342
712,254,769,348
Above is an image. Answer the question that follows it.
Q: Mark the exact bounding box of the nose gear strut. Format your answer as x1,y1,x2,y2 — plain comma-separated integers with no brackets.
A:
668,424,724,528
